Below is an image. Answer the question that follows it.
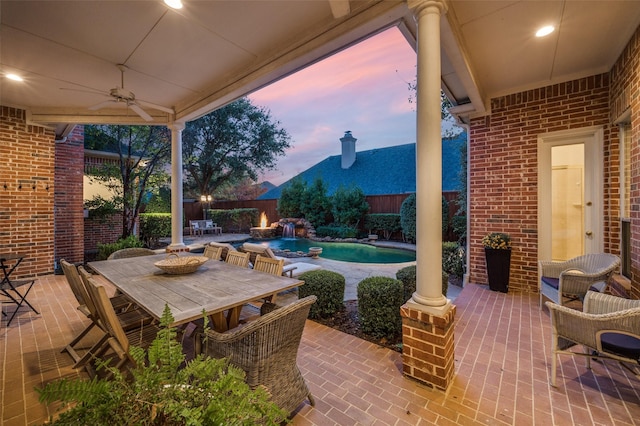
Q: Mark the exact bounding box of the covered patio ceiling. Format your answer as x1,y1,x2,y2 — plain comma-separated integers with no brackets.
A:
2,0,640,139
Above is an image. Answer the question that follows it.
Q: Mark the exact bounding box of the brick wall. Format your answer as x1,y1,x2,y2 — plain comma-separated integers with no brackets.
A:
0,107,55,277
469,75,612,293
84,214,125,260
54,125,85,266
609,25,640,299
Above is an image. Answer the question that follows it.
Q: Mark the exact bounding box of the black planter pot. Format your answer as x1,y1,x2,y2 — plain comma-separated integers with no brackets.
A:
484,248,511,293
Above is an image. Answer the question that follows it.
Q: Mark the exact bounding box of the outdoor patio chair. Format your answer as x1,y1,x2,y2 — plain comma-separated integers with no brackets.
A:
76,266,155,374
224,251,250,268
539,253,620,308
240,242,288,265
203,295,317,414
107,247,156,260
546,291,640,387
86,277,161,377
203,245,223,261
253,254,285,277
206,242,238,261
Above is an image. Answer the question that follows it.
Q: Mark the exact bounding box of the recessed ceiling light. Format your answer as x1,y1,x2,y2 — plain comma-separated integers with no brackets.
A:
536,25,555,38
164,0,183,9
6,74,24,82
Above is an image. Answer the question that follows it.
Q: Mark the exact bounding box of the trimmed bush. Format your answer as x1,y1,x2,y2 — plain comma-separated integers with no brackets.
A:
208,208,259,233
97,235,144,260
396,265,417,301
396,265,449,299
315,225,358,239
357,276,404,339
298,270,345,319
442,241,465,278
364,213,401,240
140,213,171,247
400,194,416,243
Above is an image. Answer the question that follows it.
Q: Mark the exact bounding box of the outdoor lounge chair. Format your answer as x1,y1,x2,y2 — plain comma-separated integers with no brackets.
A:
203,295,317,414
546,291,640,387
539,253,620,308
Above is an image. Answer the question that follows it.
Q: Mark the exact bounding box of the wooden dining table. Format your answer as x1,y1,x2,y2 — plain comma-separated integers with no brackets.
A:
88,253,304,332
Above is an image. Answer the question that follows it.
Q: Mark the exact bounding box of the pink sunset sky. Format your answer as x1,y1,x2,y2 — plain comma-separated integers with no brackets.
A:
249,27,418,186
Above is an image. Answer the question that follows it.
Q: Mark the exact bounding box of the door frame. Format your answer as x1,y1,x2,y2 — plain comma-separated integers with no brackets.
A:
537,126,604,261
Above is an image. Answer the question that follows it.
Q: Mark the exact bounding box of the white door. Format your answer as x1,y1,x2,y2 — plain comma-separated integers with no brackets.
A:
538,127,604,262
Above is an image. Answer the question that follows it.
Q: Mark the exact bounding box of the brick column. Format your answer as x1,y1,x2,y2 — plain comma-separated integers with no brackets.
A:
400,303,456,390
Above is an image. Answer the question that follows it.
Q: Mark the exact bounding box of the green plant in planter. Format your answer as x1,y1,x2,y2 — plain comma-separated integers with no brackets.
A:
37,306,288,425
482,232,511,250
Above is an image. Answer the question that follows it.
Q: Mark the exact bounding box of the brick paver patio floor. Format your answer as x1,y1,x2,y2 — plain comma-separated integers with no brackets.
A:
2,274,639,425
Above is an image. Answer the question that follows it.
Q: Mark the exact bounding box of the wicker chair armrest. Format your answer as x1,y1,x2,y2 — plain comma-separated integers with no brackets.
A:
583,291,640,314
546,300,640,350
539,260,571,278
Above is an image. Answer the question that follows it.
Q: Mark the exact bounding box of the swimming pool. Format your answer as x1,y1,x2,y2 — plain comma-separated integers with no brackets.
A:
245,238,416,264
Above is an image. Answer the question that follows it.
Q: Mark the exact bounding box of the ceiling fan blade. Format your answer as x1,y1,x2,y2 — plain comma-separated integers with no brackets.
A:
88,100,116,111
129,103,153,121
60,87,106,96
136,99,174,114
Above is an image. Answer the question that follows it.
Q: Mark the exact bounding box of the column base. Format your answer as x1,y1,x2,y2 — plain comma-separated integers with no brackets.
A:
166,244,190,253
400,302,456,391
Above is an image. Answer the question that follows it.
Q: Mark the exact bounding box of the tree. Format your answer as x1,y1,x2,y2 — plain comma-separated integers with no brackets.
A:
277,177,306,218
182,98,291,199
331,185,369,228
84,125,171,239
301,178,333,227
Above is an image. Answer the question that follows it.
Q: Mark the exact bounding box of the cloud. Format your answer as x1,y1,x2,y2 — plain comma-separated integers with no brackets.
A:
252,27,417,186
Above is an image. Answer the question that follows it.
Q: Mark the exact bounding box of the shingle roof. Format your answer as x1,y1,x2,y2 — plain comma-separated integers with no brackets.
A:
258,132,465,199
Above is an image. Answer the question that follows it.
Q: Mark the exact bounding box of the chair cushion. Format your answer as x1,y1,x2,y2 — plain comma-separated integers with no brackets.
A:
600,332,640,363
541,276,559,289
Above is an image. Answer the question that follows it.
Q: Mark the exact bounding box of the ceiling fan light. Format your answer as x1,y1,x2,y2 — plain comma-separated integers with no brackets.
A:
536,25,555,38
164,0,183,9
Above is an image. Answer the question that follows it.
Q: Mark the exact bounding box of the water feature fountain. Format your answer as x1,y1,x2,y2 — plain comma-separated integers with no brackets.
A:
282,222,296,239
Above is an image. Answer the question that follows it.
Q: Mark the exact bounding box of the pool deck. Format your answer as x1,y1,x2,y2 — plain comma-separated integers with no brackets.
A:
161,233,462,302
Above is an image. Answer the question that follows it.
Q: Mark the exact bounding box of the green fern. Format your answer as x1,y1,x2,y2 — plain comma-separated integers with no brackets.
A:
38,305,288,425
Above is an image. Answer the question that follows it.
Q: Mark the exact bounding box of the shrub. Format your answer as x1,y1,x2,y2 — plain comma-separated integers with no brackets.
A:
277,177,306,218
298,270,345,319
357,276,404,339
315,225,358,239
396,264,449,298
301,178,333,227
364,213,402,240
331,184,369,227
97,235,144,260
208,208,259,233
139,213,171,247
443,242,465,278
395,265,417,301
400,193,416,243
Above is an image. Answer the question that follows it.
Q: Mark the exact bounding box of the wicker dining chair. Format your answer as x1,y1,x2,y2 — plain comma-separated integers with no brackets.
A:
224,251,250,268
107,247,156,260
203,245,223,261
539,253,620,308
546,291,640,387
203,295,317,414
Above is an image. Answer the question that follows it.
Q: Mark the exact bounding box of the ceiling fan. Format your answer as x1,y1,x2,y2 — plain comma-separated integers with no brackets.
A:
76,64,174,121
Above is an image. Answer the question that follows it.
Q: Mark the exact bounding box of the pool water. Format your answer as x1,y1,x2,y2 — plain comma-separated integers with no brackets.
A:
245,238,416,264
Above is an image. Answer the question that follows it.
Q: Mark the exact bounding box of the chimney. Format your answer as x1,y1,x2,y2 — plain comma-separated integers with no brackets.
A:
340,130,357,169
